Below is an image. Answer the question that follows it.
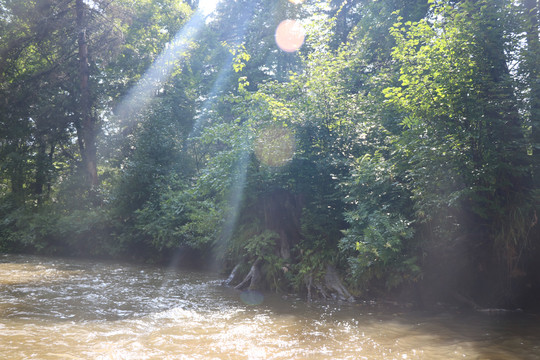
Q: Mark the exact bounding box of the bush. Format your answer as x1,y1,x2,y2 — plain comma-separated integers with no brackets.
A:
339,153,420,291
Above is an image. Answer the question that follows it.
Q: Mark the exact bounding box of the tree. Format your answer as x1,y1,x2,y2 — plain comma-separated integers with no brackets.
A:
523,0,540,188
0,0,79,205
0,0,193,255
76,0,98,186
383,0,534,304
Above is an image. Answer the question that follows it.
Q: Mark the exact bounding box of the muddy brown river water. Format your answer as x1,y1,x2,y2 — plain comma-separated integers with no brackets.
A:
1,254,539,359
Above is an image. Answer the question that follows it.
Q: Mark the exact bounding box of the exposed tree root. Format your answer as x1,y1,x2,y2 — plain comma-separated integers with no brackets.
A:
234,259,263,290
227,260,354,303
223,264,241,286
306,265,355,303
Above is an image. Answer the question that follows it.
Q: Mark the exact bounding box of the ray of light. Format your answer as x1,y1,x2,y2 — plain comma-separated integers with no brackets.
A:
188,2,258,140
198,0,220,16
113,0,260,272
116,15,204,124
188,53,235,140
213,146,250,265
115,5,217,127
196,3,260,265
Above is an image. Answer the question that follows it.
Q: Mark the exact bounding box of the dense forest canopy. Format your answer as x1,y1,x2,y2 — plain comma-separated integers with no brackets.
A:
1,0,539,309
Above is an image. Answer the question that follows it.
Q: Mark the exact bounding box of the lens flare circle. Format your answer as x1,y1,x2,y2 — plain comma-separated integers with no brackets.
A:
288,0,304,4
240,290,264,305
254,126,295,167
275,20,305,53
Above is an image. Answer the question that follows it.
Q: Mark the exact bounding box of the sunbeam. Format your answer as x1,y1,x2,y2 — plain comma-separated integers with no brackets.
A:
188,53,235,140
198,0,221,16
114,5,214,127
194,3,259,265
213,146,250,266
189,2,257,140
144,1,258,272
113,0,258,272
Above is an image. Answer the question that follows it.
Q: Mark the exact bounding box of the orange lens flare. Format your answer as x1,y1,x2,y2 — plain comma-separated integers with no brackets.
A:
275,20,305,53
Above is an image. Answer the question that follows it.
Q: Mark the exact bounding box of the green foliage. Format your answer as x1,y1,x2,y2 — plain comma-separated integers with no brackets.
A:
293,246,331,290
340,153,419,290
0,190,119,257
383,0,534,275
293,210,340,292
242,229,278,259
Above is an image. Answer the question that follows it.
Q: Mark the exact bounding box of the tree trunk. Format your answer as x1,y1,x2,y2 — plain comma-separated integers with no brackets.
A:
76,0,98,187
476,0,524,168
305,265,355,303
9,143,25,206
524,0,540,188
33,139,47,203
262,189,303,260
323,265,355,302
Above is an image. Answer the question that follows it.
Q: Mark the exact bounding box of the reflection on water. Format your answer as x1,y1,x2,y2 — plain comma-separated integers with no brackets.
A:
1,254,539,360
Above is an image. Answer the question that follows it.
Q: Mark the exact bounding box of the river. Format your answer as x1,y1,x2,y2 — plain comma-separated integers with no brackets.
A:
1,254,539,359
